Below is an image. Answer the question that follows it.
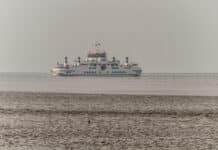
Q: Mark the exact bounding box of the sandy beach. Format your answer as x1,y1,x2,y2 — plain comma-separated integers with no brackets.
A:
0,92,218,149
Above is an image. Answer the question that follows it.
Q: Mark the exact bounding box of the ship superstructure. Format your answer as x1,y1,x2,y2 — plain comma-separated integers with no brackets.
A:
51,42,142,76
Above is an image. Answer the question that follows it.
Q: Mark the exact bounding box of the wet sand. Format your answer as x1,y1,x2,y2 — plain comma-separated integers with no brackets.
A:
0,92,218,149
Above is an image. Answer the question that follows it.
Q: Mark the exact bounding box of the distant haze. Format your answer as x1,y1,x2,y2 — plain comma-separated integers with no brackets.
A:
0,0,217,73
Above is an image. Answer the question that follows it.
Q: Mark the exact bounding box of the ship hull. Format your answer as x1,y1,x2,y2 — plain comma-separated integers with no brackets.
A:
51,67,142,77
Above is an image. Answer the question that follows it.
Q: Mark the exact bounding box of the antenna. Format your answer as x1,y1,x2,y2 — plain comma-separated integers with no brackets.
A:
126,57,129,64
64,56,68,64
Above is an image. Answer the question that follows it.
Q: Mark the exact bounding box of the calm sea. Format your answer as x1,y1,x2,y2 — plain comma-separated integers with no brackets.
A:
0,73,218,96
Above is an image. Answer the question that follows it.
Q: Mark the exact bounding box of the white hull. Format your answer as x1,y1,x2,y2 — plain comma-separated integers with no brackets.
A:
52,66,142,77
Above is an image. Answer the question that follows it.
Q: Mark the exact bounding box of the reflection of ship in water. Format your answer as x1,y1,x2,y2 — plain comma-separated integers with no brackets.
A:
51,42,142,76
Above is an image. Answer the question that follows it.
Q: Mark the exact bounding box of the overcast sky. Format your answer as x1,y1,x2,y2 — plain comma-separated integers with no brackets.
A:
0,0,217,73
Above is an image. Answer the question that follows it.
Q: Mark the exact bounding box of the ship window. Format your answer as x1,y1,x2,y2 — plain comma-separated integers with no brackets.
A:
88,53,106,58
111,64,119,69
132,64,138,66
89,63,97,69
111,64,118,66
89,63,97,66
101,64,107,71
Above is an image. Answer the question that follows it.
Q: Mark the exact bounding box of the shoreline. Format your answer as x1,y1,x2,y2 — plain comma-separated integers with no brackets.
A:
0,91,218,116
1,90,218,97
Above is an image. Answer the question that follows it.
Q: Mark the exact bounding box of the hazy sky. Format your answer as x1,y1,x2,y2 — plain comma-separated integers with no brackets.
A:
0,0,217,73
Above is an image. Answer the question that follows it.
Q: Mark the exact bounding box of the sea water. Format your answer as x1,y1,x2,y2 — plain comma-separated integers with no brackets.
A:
0,72,218,96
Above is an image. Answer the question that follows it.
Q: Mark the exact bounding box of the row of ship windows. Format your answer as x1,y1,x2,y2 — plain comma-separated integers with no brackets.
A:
83,71,126,74
81,64,119,66
89,67,119,69
84,71,97,74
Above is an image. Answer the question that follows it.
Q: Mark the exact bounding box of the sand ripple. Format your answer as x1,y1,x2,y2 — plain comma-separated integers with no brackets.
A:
0,92,218,149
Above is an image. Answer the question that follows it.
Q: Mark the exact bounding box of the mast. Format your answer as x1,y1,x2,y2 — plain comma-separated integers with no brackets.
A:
94,41,101,51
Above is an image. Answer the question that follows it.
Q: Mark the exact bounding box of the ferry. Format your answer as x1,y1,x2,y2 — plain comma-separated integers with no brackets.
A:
51,42,142,76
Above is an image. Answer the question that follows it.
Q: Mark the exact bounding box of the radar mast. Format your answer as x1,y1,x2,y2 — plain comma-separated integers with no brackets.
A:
94,41,101,51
